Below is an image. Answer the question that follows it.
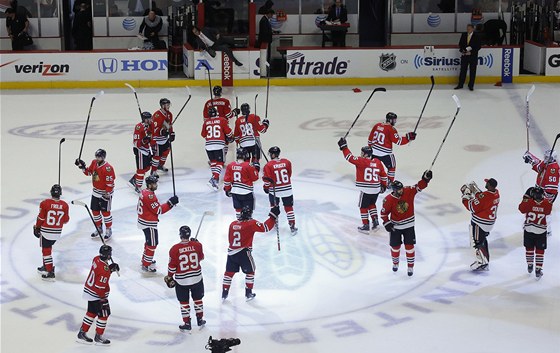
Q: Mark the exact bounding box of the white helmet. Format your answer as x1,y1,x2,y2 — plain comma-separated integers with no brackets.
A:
544,149,557,163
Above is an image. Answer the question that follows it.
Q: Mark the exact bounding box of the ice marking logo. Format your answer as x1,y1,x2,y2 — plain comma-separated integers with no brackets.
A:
8,120,132,139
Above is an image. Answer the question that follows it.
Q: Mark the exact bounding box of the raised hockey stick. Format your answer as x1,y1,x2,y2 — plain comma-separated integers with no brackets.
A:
265,61,271,119
71,200,119,276
343,87,387,139
201,62,214,108
76,90,104,163
172,86,192,125
413,75,435,134
525,85,536,151
538,132,560,185
58,138,65,185
125,83,142,117
254,94,259,117
169,142,176,196
263,177,281,251
429,94,461,170
194,211,215,240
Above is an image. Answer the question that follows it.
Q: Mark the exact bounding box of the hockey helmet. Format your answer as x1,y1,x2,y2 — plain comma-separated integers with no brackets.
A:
531,186,544,201
386,112,397,125
240,103,250,116
141,111,152,122
160,98,171,107
268,146,281,158
50,184,62,198
208,106,218,118
213,85,223,97
95,149,107,159
390,180,404,191
239,206,253,220
544,149,557,163
236,148,249,161
179,225,191,239
361,146,373,158
145,175,159,187
99,245,112,260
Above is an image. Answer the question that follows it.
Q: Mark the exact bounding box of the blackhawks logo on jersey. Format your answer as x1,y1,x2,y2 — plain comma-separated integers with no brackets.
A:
104,265,109,272
396,200,409,214
551,168,557,174
92,171,100,182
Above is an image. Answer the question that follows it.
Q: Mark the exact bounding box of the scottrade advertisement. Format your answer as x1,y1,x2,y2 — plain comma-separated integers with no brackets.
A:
0,51,168,82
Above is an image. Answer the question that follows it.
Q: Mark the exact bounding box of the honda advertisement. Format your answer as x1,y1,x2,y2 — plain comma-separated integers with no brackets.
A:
0,51,168,82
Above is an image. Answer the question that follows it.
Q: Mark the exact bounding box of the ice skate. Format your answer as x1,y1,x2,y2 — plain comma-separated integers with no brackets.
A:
245,288,256,302
37,265,48,276
41,271,55,282
527,264,534,274
407,267,414,277
371,218,380,232
157,165,169,173
197,317,206,328
94,334,111,346
76,329,93,345
91,226,103,239
535,268,543,280
141,263,157,274
290,225,298,236
104,228,112,241
221,289,229,302
179,321,192,332
128,177,140,193
357,224,370,234
392,263,399,272
207,177,219,192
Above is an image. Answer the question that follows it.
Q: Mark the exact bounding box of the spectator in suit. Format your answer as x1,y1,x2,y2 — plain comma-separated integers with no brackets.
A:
139,10,164,49
256,9,274,63
192,26,243,66
455,24,482,91
72,2,93,50
326,0,348,47
258,0,274,15
5,7,29,50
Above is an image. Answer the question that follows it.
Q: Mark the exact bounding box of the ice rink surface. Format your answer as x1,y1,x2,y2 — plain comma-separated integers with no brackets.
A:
1,83,559,353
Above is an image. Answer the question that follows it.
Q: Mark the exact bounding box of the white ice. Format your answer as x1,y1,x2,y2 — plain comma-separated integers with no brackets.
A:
1,83,559,353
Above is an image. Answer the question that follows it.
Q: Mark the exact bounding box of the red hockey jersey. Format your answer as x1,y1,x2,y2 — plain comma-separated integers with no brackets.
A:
368,122,411,156
233,114,267,148
201,117,233,151
83,160,116,198
223,161,259,195
462,189,500,232
342,147,388,194
227,217,276,255
152,108,173,145
137,189,172,229
263,158,294,197
203,97,233,119
518,196,553,234
381,179,428,229
168,240,204,286
133,121,153,155
35,198,70,240
83,256,113,301
533,160,559,200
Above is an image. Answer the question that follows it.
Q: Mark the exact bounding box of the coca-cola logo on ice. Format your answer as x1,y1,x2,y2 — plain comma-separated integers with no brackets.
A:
8,120,132,140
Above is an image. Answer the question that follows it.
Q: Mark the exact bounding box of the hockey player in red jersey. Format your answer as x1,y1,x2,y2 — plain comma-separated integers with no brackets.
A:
76,149,116,240
461,178,500,271
34,184,70,281
224,148,259,219
367,112,416,182
518,187,552,280
151,98,175,176
137,175,179,273
202,86,239,120
129,111,154,193
165,226,206,331
523,149,558,204
221,206,280,301
201,106,233,191
77,245,119,346
381,171,431,276
263,146,298,235
338,138,389,234
233,103,269,170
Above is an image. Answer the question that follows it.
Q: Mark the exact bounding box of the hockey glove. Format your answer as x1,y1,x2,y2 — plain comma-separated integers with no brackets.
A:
161,128,169,137
142,135,151,144
109,263,120,273
263,187,269,194
269,206,281,219
380,184,387,194
33,225,41,238
384,222,395,233
164,275,177,288
232,108,241,116
168,195,179,206
523,152,533,164
224,189,232,197
189,237,199,242
251,162,260,172
337,137,347,150
524,187,535,199
169,132,176,143
75,159,86,169
406,132,417,140
226,135,235,144
262,119,270,128
422,170,433,182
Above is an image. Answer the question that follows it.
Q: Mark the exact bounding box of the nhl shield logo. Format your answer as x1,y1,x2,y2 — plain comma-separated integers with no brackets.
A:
379,53,396,71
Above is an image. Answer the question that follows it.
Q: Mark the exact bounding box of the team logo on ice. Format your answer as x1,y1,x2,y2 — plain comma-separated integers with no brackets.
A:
379,53,396,71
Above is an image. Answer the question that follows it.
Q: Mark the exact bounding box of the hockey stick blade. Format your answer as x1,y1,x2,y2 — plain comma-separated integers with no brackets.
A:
203,211,215,216
430,75,435,85
124,83,136,93
59,138,66,144
185,86,191,97
452,94,461,109
526,85,535,102
93,90,104,102
71,200,87,207
373,87,386,93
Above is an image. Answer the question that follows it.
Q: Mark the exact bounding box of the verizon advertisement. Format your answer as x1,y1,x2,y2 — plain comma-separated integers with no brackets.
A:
285,47,519,79
0,51,168,82
545,47,560,76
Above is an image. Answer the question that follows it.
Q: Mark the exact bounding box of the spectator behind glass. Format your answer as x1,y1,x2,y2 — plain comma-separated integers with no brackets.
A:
10,0,32,18
72,2,93,50
191,26,243,66
139,10,164,49
326,0,348,23
256,9,274,63
258,0,274,15
128,0,149,16
143,1,163,16
5,7,29,50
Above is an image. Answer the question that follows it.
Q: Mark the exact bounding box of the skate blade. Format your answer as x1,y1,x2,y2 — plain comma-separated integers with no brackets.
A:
76,339,93,345
94,341,111,346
